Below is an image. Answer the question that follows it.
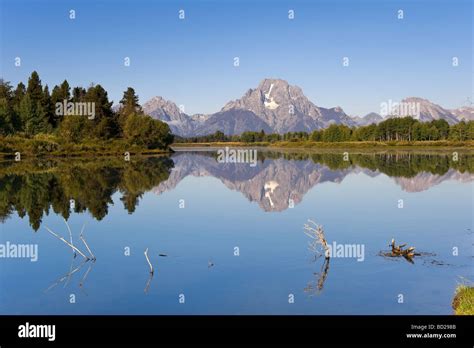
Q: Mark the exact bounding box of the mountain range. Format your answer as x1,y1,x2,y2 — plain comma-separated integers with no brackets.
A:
140,79,472,137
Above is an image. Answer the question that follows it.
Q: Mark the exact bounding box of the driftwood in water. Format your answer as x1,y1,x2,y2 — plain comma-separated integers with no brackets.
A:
45,226,89,260
303,220,331,295
304,220,330,259
63,219,76,258
143,248,155,293
144,248,154,274
389,239,419,263
79,223,96,261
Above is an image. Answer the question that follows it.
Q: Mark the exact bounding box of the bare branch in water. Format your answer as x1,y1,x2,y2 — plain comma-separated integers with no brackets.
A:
304,220,329,259
45,226,89,260
79,223,96,261
63,219,76,258
144,248,154,274
303,219,331,296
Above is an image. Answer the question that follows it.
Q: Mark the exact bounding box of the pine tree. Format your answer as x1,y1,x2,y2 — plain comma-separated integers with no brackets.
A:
12,82,26,131
25,71,50,134
26,71,43,103
38,85,53,133
72,87,86,102
120,87,141,115
51,80,72,128
0,80,15,134
59,80,71,101
18,94,36,136
118,87,142,129
85,84,117,139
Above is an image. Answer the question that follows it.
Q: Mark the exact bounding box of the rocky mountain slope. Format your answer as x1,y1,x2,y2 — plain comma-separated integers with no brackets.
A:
141,80,467,136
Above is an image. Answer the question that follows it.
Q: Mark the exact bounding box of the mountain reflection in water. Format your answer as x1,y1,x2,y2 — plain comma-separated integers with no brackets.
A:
0,150,472,230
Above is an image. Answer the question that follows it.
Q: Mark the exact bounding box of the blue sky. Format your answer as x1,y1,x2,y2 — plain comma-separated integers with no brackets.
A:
1,0,472,116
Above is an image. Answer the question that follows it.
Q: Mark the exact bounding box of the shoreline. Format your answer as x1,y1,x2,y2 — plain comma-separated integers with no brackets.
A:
173,140,474,147
2,137,473,159
172,140,474,152
0,136,173,159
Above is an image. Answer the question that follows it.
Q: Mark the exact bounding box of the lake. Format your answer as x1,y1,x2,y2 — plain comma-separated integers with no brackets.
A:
0,148,472,314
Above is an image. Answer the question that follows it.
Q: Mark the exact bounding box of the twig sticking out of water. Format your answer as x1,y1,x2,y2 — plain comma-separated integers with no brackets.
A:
63,219,77,258
45,226,89,260
79,223,96,261
144,248,154,274
303,220,330,259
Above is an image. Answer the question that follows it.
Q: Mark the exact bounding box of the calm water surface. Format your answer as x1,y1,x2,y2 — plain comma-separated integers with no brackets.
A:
0,149,472,314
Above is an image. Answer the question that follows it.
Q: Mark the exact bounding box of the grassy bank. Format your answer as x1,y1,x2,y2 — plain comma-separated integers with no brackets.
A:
172,141,270,148
0,135,172,158
3,136,472,158
271,140,474,148
452,285,474,315
172,140,474,149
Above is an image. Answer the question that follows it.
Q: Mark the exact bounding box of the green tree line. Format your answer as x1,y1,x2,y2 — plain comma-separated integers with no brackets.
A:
0,72,173,149
176,118,474,144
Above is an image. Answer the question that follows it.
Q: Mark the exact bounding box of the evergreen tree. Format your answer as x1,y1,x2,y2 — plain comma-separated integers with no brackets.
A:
0,80,15,134
118,87,142,129
120,87,141,115
13,82,26,104
12,82,26,131
72,87,86,102
60,80,71,97
85,84,117,139
51,80,71,128
57,80,71,101
18,94,36,136
41,85,54,132
26,71,43,103
24,71,49,134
